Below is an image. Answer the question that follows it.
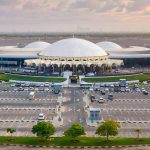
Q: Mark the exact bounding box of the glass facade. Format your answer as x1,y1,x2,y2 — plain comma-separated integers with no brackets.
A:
123,58,150,67
0,57,150,68
114,58,150,67
0,58,32,67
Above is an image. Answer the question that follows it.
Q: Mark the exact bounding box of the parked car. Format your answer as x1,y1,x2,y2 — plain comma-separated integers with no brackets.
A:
18,87,24,91
44,82,50,87
94,88,99,91
38,113,45,120
39,87,44,91
29,87,34,91
90,95,96,102
101,90,106,95
89,87,94,91
125,87,130,92
142,88,145,92
108,94,113,100
97,98,104,103
143,90,149,95
105,88,109,92
120,88,126,92
24,87,29,91
100,83,105,87
135,88,140,92
44,87,49,91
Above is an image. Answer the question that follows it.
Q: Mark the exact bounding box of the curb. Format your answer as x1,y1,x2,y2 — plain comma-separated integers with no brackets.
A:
0,143,150,149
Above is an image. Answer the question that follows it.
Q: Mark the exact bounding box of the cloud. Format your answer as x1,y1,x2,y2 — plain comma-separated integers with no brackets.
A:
0,0,149,32
0,0,15,6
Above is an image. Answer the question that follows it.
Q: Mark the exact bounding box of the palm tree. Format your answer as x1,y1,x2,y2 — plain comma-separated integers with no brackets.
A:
135,129,141,140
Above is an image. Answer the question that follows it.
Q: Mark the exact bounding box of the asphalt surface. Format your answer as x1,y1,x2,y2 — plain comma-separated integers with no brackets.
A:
0,84,150,137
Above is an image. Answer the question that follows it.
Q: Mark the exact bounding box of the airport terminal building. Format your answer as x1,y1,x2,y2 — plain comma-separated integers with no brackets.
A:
0,38,150,75
24,38,123,75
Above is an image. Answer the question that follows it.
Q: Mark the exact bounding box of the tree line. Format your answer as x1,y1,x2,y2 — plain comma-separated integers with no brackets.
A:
7,119,142,142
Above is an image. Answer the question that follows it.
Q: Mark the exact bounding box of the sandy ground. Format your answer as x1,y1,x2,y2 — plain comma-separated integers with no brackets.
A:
0,146,150,150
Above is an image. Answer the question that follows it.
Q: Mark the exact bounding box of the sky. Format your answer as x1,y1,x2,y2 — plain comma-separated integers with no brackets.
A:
0,0,150,33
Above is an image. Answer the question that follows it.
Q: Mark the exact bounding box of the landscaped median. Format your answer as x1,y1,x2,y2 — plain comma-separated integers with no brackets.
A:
82,73,150,83
0,73,66,83
0,136,150,147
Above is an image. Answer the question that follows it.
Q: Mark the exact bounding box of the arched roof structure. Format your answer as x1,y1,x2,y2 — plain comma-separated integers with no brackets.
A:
25,41,50,49
40,38,108,57
96,41,122,51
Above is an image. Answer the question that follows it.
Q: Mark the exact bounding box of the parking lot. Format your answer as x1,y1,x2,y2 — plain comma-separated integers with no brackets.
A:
0,83,61,136
87,85,150,137
0,83,150,137
0,83,85,136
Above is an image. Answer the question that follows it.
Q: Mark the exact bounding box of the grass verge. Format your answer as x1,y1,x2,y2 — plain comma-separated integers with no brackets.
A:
0,73,66,82
83,73,150,83
0,136,150,146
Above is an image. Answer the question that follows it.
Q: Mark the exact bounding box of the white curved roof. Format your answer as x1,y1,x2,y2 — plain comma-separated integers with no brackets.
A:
124,46,150,51
25,41,50,49
109,46,150,58
96,41,122,51
40,38,107,57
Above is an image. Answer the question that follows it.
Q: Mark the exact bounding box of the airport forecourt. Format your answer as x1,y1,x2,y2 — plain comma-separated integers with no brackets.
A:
0,38,150,142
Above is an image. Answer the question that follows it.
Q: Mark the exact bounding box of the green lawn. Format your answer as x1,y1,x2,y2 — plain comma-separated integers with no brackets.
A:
0,136,150,146
83,73,150,83
0,74,66,83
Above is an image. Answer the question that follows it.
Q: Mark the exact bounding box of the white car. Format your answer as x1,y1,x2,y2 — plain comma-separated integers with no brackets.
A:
105,88,109,92
14,88,18,91
98,98,104,103
135,88,140,92
29,87,34,91
40,84,44,87
24,87,29,91
110,84,114,88
21,83,25,87
44,83,50,87
125,88,130,92
34,88,39,91
89,88,94,91
120,88,126,92
44,87,49,91
38,113,45,120
86,73,95,77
